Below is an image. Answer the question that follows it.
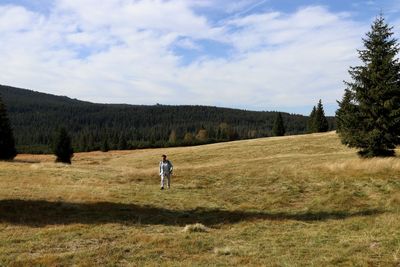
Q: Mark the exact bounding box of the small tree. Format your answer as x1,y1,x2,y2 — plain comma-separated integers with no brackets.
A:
315,100,329,132
307,106,317,133
0,96,17,160
54,127,74,164
272,112,285,136
308,100,329,133
336,15,400,157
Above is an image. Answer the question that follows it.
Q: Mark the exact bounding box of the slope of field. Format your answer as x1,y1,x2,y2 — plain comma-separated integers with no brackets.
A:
0,132,399,266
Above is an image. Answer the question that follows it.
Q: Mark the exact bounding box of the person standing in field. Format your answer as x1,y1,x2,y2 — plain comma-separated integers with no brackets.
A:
159,154,173,190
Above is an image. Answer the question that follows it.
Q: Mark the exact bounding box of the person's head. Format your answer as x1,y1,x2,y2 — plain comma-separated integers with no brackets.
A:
162,154,167,161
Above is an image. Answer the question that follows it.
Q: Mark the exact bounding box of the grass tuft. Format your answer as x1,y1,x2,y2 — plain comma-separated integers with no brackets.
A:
214,246,234,256
183,223,208,233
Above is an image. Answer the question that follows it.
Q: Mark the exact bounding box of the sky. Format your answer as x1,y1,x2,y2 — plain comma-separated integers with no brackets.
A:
1,0,400,115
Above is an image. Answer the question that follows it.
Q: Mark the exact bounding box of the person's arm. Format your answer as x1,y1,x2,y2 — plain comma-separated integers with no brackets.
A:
169,161,173,173
159,161,162,175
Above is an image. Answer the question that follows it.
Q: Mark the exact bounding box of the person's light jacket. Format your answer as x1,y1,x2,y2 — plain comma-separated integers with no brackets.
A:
159,160,173,175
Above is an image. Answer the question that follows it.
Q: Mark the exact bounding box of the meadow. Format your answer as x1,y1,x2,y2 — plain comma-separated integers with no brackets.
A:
0,132,399,266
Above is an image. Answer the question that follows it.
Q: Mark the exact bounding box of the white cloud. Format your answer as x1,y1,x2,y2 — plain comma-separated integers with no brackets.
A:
175,37,202,50
189,6,364,110
0,5,38,32
0,1,371,114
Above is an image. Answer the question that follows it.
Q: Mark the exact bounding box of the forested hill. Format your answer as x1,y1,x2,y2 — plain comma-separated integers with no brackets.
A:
0,85,335,153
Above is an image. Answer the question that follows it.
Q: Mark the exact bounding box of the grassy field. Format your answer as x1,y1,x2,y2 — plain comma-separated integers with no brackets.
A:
0,132,399,266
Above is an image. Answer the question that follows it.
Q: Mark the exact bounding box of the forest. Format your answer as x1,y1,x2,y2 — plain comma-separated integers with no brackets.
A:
0,85,335,154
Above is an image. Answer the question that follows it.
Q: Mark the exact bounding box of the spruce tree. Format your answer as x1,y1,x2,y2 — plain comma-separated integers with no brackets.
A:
336,16,400,157
307,106,317,133
308,100,329,133
272,112,285,136
0,96,17,160
53,127,74,164
315,100,329,132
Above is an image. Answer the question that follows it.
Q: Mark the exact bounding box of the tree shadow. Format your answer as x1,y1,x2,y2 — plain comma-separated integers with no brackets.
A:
0,199,384,227
12,159,41,164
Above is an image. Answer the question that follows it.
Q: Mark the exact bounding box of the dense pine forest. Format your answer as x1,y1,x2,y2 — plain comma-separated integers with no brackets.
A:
0,85,335,154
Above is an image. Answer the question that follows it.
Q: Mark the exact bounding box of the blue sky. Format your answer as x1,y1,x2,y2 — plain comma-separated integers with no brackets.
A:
0,0,400,115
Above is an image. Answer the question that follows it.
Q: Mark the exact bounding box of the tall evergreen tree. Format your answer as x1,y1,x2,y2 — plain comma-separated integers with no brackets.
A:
315,100,329,132
308,100,329,133
336,16,400,157
307,106,317,133
53,127,74,164
272,112,285,136
0,96,17,160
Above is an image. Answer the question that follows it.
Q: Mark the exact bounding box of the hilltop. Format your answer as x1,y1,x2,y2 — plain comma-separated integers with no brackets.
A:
0,132,399,265
0,84,335,153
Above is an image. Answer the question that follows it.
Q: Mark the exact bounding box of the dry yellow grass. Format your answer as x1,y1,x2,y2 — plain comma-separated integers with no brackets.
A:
323,157,400,173
0,131,399,266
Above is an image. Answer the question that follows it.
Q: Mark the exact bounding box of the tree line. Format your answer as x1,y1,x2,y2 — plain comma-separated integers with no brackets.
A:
0,85,336,157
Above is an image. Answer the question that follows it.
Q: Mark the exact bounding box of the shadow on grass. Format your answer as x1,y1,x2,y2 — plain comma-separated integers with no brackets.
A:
12,159,41,164
0,199,384,227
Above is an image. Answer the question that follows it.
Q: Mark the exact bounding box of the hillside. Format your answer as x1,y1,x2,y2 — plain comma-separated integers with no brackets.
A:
0,132,399,265
0,84,335,153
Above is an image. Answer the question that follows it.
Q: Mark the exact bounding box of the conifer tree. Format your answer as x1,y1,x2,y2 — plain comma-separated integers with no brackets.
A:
315,100,329,132
0,96,17,160
308,100,329,133
54,127,73,164
272,112,285,136
307,106,317,133
336,16,400,157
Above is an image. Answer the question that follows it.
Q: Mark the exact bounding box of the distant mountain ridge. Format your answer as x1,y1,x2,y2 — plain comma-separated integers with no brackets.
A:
0,84,335,153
